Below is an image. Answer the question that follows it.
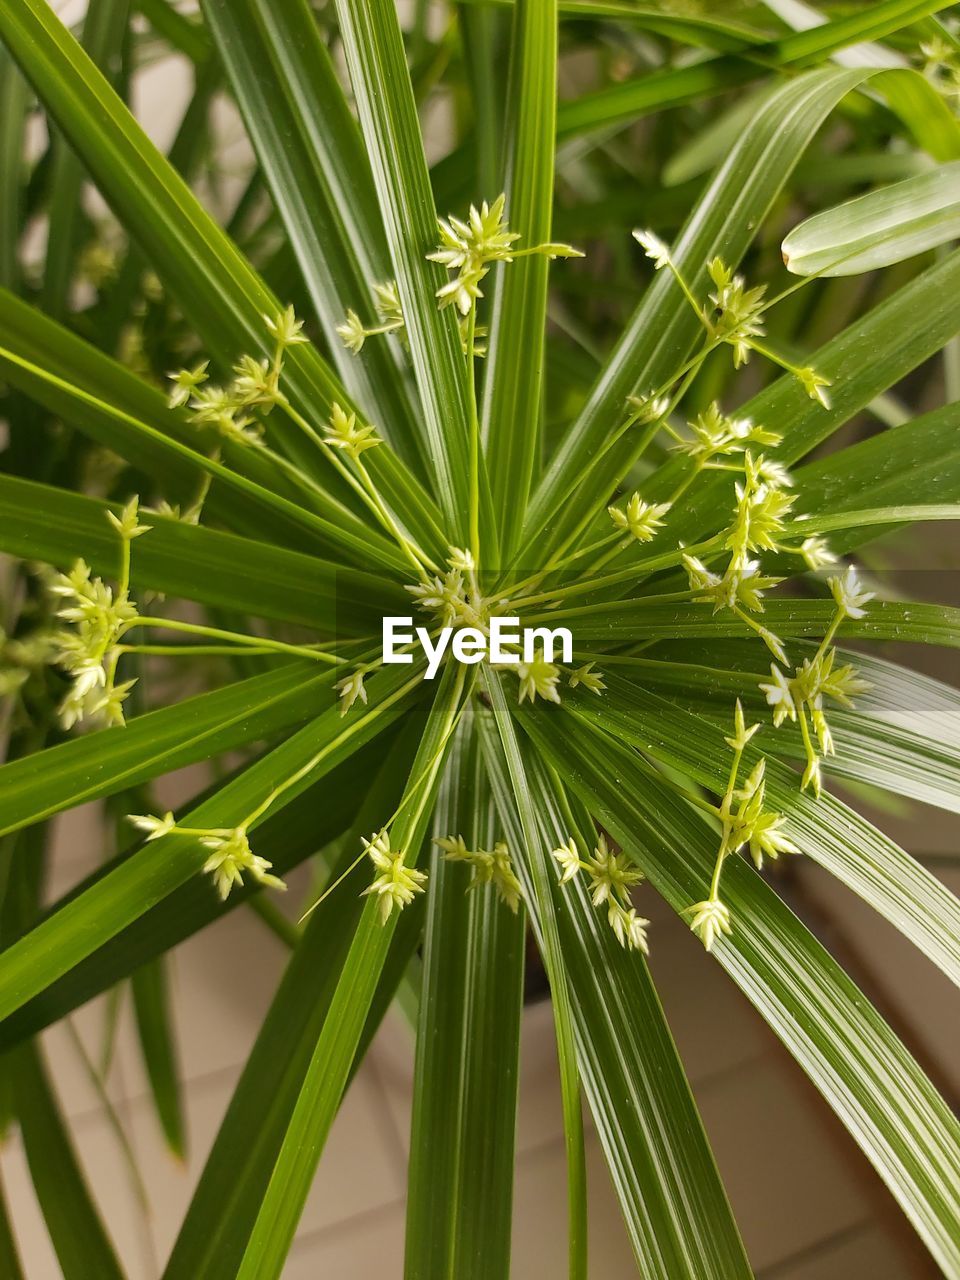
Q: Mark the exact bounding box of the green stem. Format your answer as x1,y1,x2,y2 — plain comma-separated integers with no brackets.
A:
125,617,344,665
466,302,481,564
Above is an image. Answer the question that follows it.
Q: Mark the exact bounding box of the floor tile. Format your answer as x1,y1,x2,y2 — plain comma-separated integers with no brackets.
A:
511,1131,637,1278
761,1220,937,1280
694,1055,873,1273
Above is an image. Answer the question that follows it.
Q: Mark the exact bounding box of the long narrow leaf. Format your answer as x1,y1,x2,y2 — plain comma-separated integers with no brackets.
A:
405,711,525,1279
520,707,960,1276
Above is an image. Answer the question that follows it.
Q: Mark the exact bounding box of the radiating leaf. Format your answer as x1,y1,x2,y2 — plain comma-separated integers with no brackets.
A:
131,957,185,1158
164,730,420,1279
0,665,423,1025
405,711,524,1279
481,669,588,1279
12,1042,124,1280
519,707,960,1277
234,663,469,1280
480,0,558,560
479,711,752,1279
783,160,960,275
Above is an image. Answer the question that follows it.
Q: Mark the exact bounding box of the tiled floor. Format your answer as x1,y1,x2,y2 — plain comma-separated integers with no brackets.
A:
0,800,950,1277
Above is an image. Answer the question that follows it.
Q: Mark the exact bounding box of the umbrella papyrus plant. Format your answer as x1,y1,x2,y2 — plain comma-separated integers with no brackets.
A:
0,0,959,1276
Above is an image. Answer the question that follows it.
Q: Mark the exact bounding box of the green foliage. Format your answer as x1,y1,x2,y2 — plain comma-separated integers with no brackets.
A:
0,1,958,1276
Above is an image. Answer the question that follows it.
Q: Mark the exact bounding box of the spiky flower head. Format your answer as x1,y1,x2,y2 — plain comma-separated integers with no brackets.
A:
725,699,761,752
437,836,522,912
167,360,209,409
361,830,428,924
678,403,781,462
200,827,286,901
828,566,874,620
569,662,605,695
799,535,837,570
608,902,650,954
686,898,732,952
336,667,368,717
373,280,404,327
552,837,584,884
632,228,672,270
336,309,367,353
583,834,644,908
608,494,671,543
231,354,279,407
128,811,176,842
323,403,381,460
760,664,797,725
265,304,308,349
106,496,151,542
706,258,766,367
797,366,832,408
517,653,562,705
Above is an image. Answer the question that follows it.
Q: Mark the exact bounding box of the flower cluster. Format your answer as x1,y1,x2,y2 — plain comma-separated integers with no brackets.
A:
675,401,781,467
553,833,649,952
336,280,406,353
48,499,148,729
428,194,582,315
169,305,307,445
608,493,671,543
406,547,485,630
335,666,370,717
703,257,767,368
517,652,562,705
633,230,831,405
322,403,382,460
683,451,794,662
686,701,796,951
435,835,523,912
361,829,428,924
760,566,872,795
128,812,286,900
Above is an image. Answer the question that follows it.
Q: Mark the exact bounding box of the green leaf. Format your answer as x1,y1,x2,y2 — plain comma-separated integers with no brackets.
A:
555,1,957,142
0,1170,24,1280
135,0,212,64
520,708,960,1277
783,160,960,275
200,0,429,470
791,400,960,550
131,957,185,1158
786,502,960,533
480,670,588,1280
405,712,525,1279
0,48,30,291
163,729,420,1279
535,597,960,647
0,472,400,630
333,0,486,544
41,0,129,320
0,660,340,839
525,66,871,561
0,310,412,573
482,722,752,1279
0,665,423,1026
234,663,469,1280
0,733,395,1048
12,1042,124,1280
0,0,445,559
567,675,960,989
480,0,558,560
